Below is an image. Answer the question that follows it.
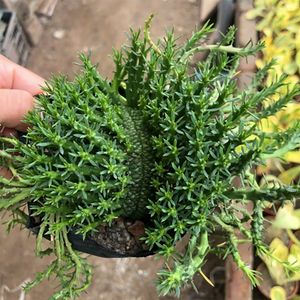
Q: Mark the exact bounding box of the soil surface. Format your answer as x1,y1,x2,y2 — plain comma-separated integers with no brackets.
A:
88,218,150,256
0,1,226,300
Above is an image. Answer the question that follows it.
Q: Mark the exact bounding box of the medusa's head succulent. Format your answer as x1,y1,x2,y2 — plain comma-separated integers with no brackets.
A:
1,14,300,299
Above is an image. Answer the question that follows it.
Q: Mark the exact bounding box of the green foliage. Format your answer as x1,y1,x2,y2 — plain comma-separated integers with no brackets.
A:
1,13,300,299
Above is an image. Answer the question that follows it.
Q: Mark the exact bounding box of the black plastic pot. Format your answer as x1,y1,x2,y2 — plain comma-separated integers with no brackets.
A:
26,203,155,258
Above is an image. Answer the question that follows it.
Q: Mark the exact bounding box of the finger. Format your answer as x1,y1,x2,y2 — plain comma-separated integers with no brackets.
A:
0,167,12,179
0,55,45,95
0,89,34,131
2,127,18,137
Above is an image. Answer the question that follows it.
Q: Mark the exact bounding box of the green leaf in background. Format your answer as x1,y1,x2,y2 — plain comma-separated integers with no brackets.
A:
270,286,287,300
278,165,300,184
273,203,300,230
283,151,300,164
296,51,300,69
283,62,298,75
246,7,264,19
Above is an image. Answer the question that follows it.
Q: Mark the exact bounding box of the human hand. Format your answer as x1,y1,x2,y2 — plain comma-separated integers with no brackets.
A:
0,55,45,178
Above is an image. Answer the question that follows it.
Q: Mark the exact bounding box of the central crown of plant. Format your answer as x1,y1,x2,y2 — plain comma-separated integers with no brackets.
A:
2,14,300,300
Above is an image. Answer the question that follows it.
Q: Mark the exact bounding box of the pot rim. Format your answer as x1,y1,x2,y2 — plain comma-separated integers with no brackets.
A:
256,262,299,299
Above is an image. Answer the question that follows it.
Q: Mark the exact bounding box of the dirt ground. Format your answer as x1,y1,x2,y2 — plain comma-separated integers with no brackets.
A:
0,1,227,299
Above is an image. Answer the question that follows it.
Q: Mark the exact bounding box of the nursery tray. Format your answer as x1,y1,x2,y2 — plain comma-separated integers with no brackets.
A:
0,9,30,66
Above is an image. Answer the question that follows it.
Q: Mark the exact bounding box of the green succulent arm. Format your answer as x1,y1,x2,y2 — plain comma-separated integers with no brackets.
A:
224,184,300,203
180,38,264,64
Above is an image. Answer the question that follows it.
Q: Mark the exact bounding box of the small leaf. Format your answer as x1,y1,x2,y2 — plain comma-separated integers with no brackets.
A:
283,63,298,75
246,7,264,19
199,270,214,287
278,165,300,185
296,51,300,69
283,151,300,164
273,204,300,230
269,238,289,261
288,244,300,265
270,286,286,300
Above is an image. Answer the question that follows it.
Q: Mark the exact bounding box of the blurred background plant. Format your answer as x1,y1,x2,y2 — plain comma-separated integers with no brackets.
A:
258,203,300,299
247,3,300,297
247,0,300,95
270,285,300,300
259,237,300,285
247,0,300,213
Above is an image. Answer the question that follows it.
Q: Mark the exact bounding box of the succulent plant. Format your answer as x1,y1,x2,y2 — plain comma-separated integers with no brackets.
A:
1,14,300,300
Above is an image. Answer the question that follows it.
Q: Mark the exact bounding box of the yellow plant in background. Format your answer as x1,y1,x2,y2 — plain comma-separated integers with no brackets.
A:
247,0,300,177
259,102,300,134
259,102,300,173
247,0,300,99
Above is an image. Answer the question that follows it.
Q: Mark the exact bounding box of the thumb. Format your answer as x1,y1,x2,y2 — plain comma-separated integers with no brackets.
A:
0,89,35,132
